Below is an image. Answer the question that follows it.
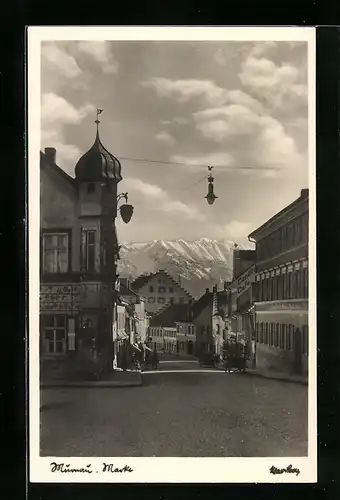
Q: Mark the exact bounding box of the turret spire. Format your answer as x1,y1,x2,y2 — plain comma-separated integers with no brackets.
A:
95,108,104,138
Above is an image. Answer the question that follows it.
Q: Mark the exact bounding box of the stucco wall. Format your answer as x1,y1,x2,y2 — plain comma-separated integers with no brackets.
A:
40,167,80,271
256,343,308,377
194,302,212,350
138,272,192,314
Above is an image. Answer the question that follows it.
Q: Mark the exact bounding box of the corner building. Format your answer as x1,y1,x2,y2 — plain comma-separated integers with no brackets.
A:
40,125,123,380
249,189,309,377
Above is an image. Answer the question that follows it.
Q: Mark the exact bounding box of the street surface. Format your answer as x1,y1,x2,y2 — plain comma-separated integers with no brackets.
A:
40,360,308,457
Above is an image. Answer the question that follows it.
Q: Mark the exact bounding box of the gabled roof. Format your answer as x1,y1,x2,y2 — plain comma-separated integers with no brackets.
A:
130,274,152,291
190,292,212,320
131,270,194,300
150,303,192,327
40,150,75,187
190,289,228,320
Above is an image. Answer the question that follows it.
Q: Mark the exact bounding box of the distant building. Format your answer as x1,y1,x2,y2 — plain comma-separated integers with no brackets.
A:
233,248,256,280
149,303,196,355
248,189,309,376
131,270,194,314
227,250,256,346
118,277,149,344
148,326,164,352
192,285,228,357
163,327,177,354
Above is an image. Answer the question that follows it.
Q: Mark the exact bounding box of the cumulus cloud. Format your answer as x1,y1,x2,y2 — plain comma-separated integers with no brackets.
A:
249,41,278,58
123,178,206,222
171,152,234,168
239,55,307,111
41,93,95,125
41,43,82,79
155,130,175,144
75,41,119,74
195,104,263,140
192,99,304,174
160,117,189,127
41,41,119,95
173,116,189,125
41,93,95,174
141,77,228,106
213,220,252,242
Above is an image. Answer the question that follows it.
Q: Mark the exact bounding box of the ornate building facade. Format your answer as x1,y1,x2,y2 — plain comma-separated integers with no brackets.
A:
249,189,309,376
131,270,194,315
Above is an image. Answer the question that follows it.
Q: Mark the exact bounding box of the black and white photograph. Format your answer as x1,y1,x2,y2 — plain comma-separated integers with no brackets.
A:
28,27,316,483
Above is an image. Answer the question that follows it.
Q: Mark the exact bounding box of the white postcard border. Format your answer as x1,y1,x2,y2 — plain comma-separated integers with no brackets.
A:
28,26,317,484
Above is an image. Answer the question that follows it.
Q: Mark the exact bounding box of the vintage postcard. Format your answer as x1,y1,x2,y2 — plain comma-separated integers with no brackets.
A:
28,26,316,483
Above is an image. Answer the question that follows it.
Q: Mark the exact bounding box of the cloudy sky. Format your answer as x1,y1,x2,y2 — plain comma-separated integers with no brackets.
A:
41,39,309,244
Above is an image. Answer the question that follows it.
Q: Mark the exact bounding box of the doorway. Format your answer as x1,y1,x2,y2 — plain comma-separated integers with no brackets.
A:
187,341,194,355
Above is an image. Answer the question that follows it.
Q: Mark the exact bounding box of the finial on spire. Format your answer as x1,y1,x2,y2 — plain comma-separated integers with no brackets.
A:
95,108,104,135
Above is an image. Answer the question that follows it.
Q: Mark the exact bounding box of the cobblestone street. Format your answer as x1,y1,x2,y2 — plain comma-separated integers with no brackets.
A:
40,362,308,457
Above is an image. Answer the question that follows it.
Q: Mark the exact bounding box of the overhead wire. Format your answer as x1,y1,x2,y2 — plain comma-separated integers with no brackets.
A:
117,154,279,172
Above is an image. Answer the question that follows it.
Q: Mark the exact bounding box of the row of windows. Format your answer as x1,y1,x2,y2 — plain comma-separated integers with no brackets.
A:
257,213,308,262
255,267,308,302
42,230,98,274
176,324,195,335
150,329,164,338
147,296,189,304
149,286,174,293
256,322,308,355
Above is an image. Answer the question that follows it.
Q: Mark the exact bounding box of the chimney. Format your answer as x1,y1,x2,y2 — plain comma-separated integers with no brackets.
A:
213,285,218,293
223,281,228,291
44,147,56,164
205,288,209,294
301,188,309,198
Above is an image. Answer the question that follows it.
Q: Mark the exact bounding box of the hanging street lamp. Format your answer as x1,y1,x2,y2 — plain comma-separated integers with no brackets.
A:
117,192,134,224
205,166,218,205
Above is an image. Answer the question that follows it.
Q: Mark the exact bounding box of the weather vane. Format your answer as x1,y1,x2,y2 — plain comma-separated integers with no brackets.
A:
95,108,104,133
205,166,218,205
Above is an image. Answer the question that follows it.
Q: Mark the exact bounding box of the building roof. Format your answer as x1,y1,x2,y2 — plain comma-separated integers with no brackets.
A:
150,303,192,327
119,282,141,298
130,273,152,291
131,270,194,300
74,128,122,183
40,150,75,187
189,288,228,321
248,189,309,241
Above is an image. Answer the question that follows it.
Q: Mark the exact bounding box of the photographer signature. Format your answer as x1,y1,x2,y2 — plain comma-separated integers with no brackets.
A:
270,464,300,476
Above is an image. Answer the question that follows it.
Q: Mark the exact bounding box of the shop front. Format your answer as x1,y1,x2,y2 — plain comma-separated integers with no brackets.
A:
40,283,114,381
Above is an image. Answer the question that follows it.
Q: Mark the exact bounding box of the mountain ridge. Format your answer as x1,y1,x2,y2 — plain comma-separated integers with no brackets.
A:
117,237,252,298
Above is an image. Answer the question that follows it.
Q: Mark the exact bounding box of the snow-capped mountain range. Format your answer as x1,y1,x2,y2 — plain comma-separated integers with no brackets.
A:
117,238,250,298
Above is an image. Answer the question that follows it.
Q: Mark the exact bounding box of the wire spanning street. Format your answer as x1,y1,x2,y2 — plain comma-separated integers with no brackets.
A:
40,360,307,457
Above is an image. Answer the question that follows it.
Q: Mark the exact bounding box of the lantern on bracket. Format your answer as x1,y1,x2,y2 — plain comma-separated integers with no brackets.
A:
205,166,218,205
117,192,134,223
